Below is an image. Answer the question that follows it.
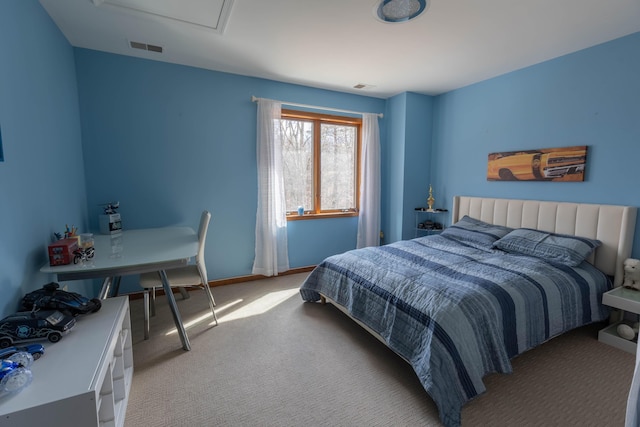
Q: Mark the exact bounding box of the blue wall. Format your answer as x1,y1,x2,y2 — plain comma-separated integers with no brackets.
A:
0,0,88,316
3,0,640,314
430,32,640,256
383,94,407,243
74,49,386,292
382,92,435,242
402,93,434,239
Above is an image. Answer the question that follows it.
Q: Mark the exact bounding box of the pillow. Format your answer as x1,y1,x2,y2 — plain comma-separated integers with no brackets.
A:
493,228,601,266
441,215,513,249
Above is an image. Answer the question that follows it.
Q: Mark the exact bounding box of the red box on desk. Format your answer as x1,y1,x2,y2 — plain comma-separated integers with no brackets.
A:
48,238,79,266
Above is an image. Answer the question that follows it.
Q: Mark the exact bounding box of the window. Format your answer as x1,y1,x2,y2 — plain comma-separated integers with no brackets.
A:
279,109,361,219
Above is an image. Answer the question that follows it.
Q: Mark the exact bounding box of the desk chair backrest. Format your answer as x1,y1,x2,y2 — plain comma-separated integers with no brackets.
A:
196,210,211,282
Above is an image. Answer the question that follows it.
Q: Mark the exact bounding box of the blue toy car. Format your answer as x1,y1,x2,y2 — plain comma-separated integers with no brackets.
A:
0,351,33,394
0,344,45,361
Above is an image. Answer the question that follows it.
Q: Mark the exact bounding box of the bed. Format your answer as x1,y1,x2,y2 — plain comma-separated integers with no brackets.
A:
299,196,637,427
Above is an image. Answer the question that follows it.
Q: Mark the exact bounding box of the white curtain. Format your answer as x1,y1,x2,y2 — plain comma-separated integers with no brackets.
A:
252,99,290,276
356,113,381,248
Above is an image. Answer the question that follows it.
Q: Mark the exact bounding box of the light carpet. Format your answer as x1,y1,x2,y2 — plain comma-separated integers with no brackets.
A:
124,273,635,426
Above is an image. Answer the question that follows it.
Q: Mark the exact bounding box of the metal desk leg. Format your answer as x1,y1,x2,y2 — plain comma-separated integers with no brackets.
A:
112,276,122,296
159,270,191,351
98,277,113,300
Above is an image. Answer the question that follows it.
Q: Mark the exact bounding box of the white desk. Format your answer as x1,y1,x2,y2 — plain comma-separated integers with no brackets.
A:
40,227,197,351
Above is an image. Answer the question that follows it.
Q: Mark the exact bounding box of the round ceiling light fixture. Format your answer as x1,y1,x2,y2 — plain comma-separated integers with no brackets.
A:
375,0,429,23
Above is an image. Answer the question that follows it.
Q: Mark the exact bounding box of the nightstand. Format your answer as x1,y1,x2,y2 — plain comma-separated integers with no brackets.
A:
414,208,448,238
598,287,640,354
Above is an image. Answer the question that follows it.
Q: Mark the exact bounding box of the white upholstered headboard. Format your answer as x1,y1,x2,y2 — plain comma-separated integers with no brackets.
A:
452,196,637,287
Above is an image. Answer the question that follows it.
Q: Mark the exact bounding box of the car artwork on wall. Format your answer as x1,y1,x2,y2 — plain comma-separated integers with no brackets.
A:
487,145,587,182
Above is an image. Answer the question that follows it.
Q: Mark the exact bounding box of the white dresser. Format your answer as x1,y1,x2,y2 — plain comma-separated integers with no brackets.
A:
0,296,133,427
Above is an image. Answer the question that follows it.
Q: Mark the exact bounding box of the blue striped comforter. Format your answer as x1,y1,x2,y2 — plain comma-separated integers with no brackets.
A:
299,235,611,427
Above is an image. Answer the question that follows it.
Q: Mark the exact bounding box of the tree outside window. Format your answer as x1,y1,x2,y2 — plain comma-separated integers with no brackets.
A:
279,110,361,219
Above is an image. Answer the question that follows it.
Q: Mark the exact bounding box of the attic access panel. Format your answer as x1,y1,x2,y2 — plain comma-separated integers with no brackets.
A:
92,0,234,33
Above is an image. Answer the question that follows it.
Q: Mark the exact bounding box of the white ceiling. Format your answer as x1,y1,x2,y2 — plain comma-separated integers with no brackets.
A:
39,0,640,99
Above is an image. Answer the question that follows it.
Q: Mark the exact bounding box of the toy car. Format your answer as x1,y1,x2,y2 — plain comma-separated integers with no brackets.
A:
0,351,33,394
0,343,45,361
0,310,76,348
73,246,95,264
22,282,101,316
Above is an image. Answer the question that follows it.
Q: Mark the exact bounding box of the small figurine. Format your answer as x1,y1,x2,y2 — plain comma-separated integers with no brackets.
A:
623,258,640,290
427,185,435,211
102,201,120,215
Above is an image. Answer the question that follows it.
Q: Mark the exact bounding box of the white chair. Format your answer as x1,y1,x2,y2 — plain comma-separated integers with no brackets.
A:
139,211,218,339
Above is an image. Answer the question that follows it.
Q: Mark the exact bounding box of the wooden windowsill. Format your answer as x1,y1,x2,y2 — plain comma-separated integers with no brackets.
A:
287,211,358,221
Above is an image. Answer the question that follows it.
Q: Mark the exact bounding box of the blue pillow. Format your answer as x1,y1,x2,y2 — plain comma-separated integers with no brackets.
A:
441,215,513,249
493,228,601,266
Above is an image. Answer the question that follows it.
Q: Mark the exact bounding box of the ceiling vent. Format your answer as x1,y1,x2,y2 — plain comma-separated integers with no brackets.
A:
129,40,163,53
353,83,376,90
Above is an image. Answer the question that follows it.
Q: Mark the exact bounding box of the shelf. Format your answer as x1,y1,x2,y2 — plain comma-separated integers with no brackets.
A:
415,208,447,213
603,287,640,314
415,228,444,235
598,321,637,354
0,296,133,427
415,208,448,238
